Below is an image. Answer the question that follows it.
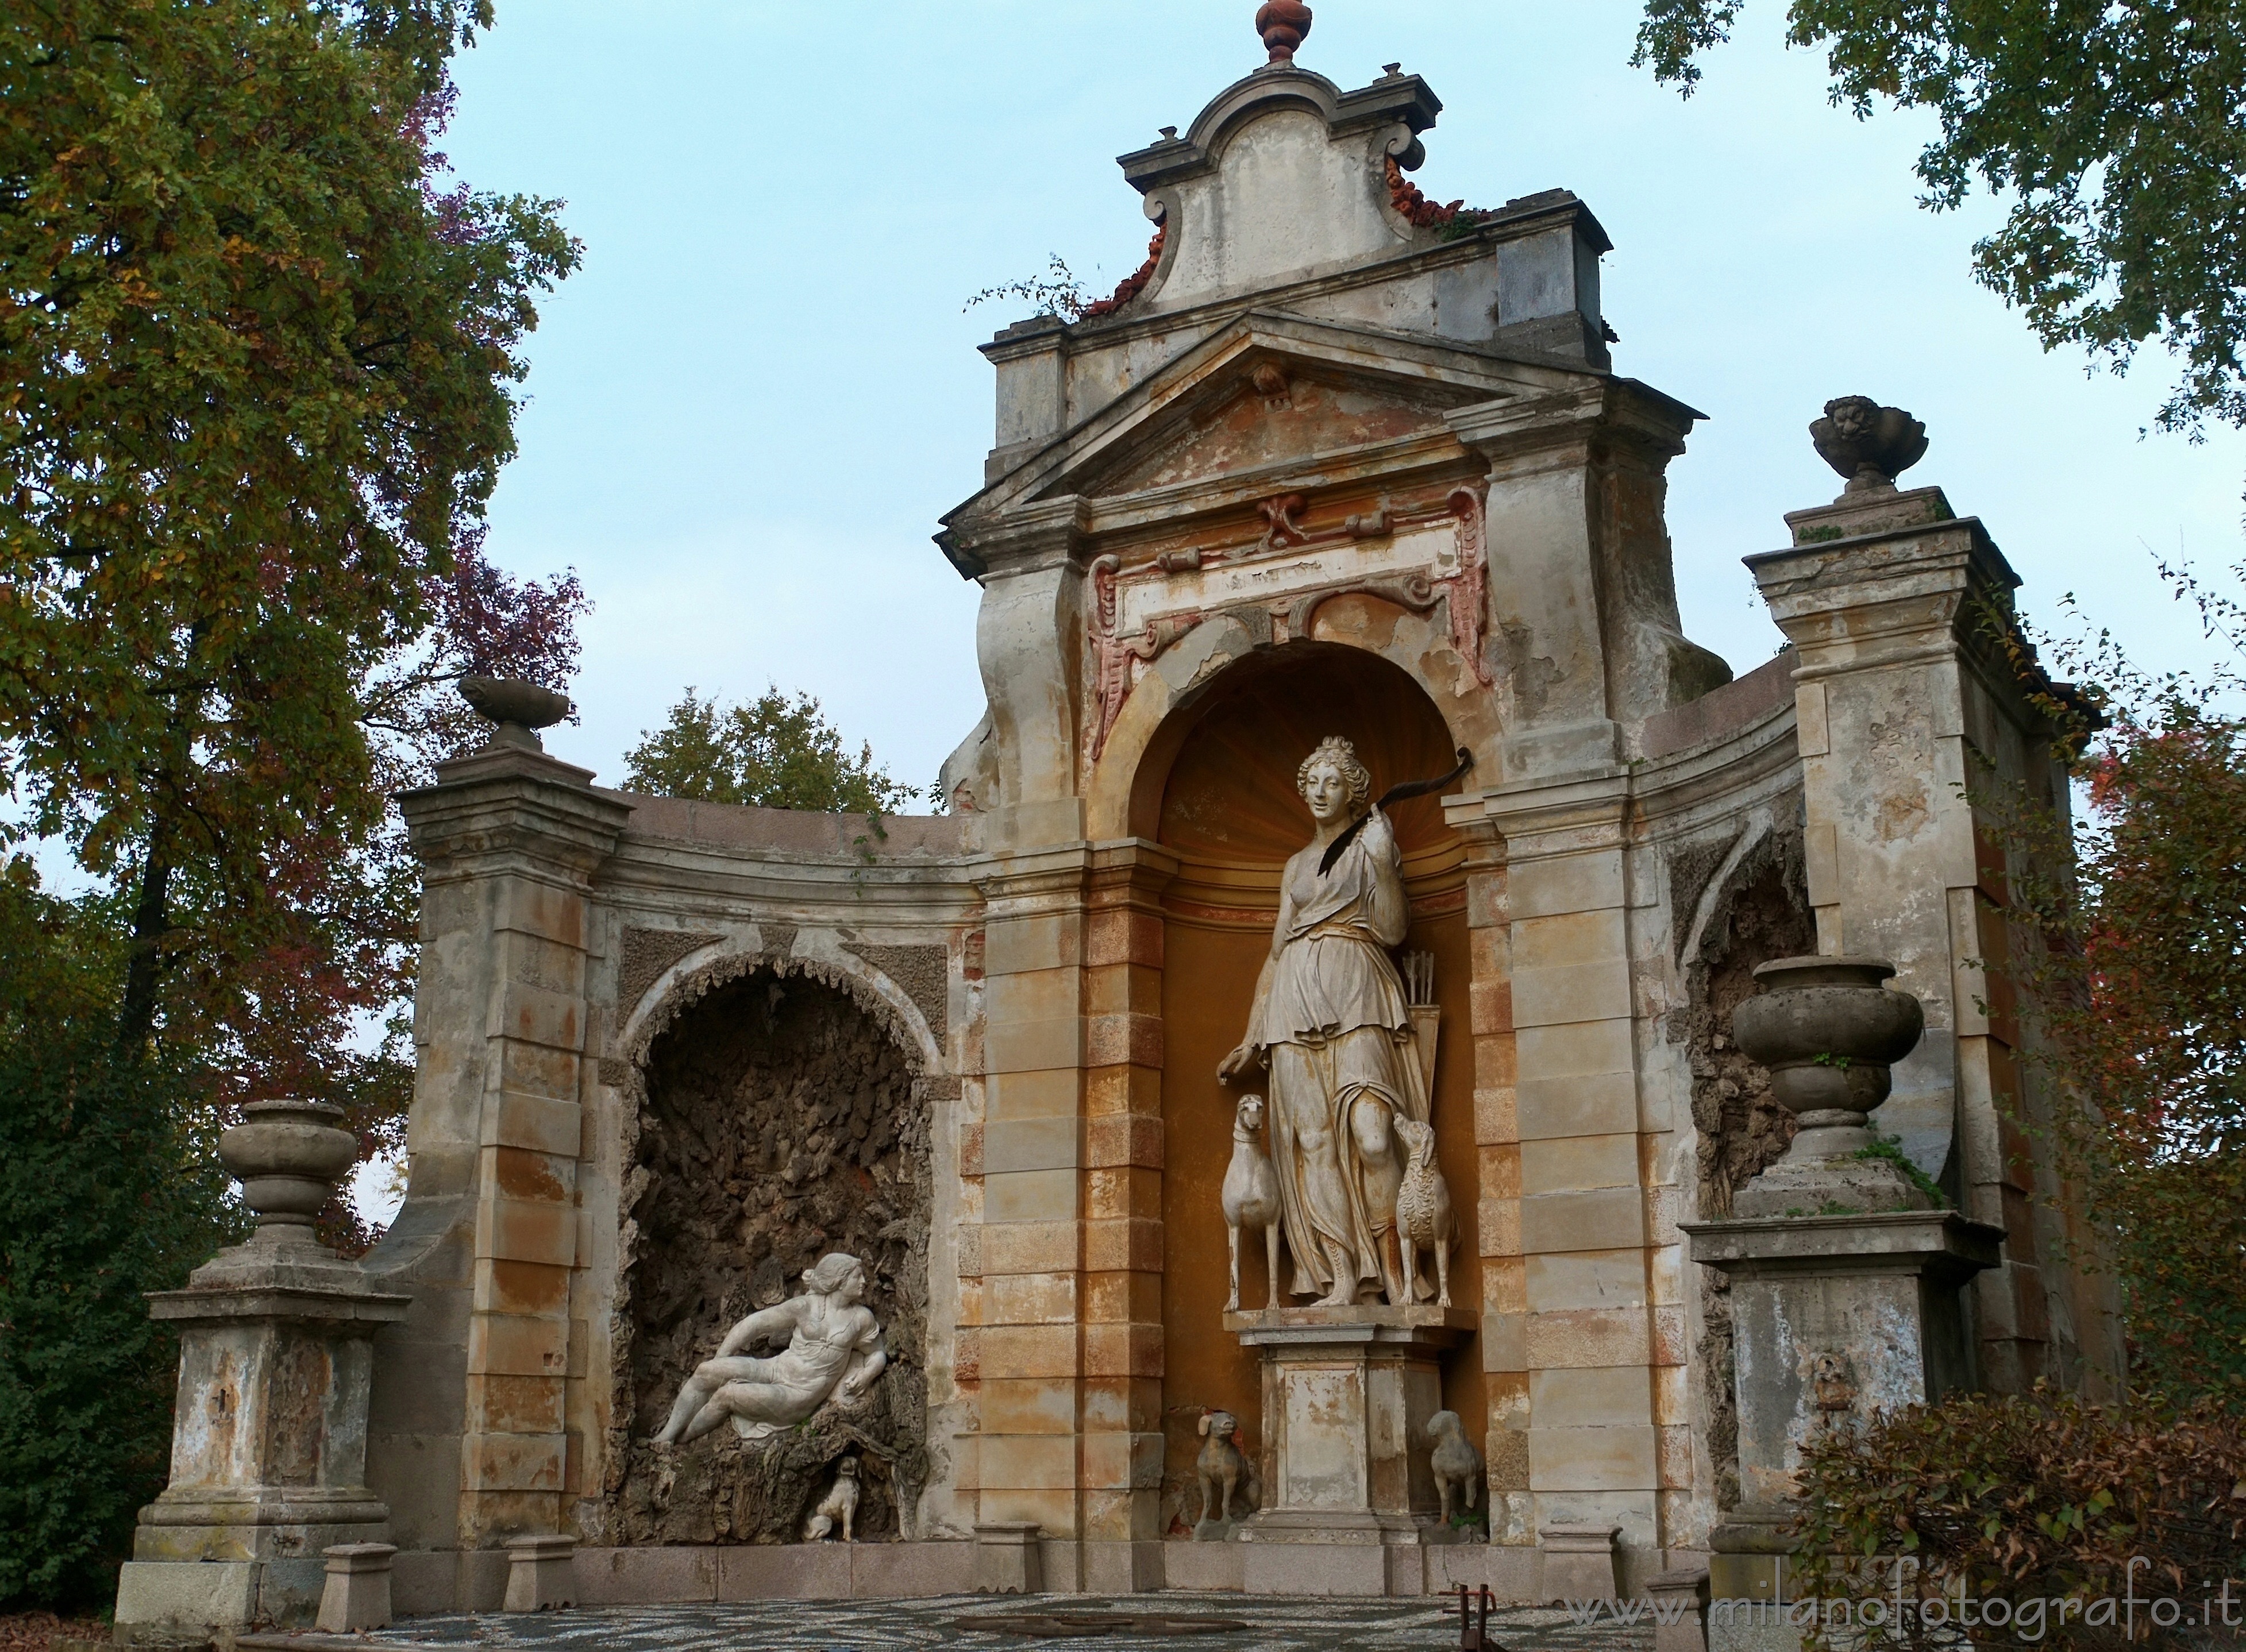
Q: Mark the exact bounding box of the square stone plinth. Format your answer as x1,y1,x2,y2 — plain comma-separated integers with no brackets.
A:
1226,1304,1477,1549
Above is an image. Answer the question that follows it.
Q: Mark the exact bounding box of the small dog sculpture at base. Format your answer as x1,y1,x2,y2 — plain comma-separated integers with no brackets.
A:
1427,1410,1484,1535
803,1456,861,1542
1193,1410,1261,1540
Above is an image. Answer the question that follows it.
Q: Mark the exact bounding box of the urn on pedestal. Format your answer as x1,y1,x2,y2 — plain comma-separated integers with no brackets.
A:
1684,962,2004,1619
1808,396,1928,496
113,1100,410,1642
1727,956,1929,1218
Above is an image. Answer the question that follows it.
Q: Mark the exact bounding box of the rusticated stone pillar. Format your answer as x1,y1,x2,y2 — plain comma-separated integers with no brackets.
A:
376,725,629,1567
1747,480,2122,1393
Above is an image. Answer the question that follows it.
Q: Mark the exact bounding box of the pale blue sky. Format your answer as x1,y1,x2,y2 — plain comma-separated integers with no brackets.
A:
442,2,2246,799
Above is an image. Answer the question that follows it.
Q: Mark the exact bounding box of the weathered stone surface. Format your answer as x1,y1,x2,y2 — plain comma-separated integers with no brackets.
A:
618,928,725,1017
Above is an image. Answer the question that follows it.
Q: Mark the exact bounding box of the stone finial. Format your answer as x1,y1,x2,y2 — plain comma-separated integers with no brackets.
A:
218,1098,359,1245
460,674,573,751
1255,0,1312,65
1810,395,1928,495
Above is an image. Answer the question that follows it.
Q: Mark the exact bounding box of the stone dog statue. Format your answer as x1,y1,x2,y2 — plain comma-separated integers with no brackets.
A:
655,1252,887,1445
1221,1094,1282,1311
803,1456,861,1542
1193,1409,1261,1539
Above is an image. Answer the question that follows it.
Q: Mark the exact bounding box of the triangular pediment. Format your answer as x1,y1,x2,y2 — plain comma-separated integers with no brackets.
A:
946,311,1592,538
1085,368,1447,497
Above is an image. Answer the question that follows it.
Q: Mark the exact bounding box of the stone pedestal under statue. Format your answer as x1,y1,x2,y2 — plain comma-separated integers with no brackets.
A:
114,1101,410,1642
1225,1303,1477,1594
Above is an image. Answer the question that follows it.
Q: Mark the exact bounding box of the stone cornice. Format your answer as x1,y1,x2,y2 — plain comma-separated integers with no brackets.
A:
1448,379,1705,466
399,748,634,885
940,494,1093,581
1446,765,1632,858
951,309,1592,546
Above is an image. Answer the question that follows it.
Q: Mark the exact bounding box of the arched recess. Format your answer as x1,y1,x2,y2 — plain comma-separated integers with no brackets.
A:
602,952,934,1547
1143,638,1484,1535
1088,587,1504,844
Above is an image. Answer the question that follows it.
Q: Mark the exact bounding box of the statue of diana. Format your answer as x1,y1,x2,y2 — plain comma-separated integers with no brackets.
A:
1218,735,1432,1308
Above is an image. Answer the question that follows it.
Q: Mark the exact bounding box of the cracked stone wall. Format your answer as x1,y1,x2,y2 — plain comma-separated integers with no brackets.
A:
604,964,932,1543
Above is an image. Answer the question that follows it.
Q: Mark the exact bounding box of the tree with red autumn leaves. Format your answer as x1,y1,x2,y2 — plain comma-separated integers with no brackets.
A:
1998,563,2246,1400
0,0,585,1192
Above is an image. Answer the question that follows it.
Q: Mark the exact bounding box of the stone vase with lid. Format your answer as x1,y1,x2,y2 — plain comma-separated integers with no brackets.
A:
1727,955,1935,1217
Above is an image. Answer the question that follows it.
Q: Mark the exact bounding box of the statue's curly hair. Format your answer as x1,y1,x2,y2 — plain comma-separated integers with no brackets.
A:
802,1253,864,1295
1295,736,1372,810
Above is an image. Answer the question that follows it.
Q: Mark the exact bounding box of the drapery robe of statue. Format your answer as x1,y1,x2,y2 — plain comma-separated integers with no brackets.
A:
1240,812,1430,1302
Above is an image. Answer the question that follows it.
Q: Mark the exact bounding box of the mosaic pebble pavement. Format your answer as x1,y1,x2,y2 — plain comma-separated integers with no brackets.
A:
341,1595,1651,1652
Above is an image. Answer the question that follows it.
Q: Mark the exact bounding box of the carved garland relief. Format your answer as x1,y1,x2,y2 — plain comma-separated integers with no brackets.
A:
1084,485,1492,765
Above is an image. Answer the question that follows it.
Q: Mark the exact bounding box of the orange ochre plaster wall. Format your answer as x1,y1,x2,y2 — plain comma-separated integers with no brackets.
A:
1146,640,1484,1534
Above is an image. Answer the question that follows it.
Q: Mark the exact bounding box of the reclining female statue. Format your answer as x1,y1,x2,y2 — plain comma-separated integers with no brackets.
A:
654,1251,887,1445
1218,735,1432,1308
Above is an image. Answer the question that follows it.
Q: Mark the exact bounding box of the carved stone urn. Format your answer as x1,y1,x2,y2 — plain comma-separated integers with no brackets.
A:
219,1098,360,1243
459,674,573,751
1809,395,1928,496
1728,955,1932,1217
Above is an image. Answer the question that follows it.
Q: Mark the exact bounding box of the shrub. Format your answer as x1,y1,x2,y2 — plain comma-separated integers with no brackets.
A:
0,875,243,1608
1787,1386,2246,1652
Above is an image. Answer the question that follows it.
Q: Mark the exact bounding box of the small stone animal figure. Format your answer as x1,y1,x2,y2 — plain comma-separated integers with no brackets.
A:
1221,1095,1282,1311
803,1456,861,1542
1193,1410,1261,1538
1427,1410,1484,1531
1392,1117,1455,1306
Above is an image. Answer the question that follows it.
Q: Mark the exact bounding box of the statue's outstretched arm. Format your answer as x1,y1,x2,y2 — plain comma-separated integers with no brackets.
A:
1362,809,1409,947
715,1299,802,1358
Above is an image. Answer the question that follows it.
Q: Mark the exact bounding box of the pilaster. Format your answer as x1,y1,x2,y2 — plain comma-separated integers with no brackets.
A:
1747,489,2062,1389
1457,769,1674,1570
1081,842,1176,1588
966,847,1093,1553
379,743,630,1550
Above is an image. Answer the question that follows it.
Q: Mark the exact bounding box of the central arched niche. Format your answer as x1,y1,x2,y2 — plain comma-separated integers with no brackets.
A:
1151,638,1482,1536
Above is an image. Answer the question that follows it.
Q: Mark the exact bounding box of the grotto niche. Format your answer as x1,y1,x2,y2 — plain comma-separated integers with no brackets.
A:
605,959,933,1545
1672,827,1815,1514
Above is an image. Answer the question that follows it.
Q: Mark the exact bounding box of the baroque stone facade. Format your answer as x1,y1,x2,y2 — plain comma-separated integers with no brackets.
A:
115,7,2124,1631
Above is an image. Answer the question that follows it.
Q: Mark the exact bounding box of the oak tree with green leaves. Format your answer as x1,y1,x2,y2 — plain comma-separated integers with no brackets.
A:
625,688,919,816
1634,0,2246,437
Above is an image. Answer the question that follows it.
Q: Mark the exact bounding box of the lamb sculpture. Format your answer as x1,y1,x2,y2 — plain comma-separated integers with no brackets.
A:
1392,1117,1456,1307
